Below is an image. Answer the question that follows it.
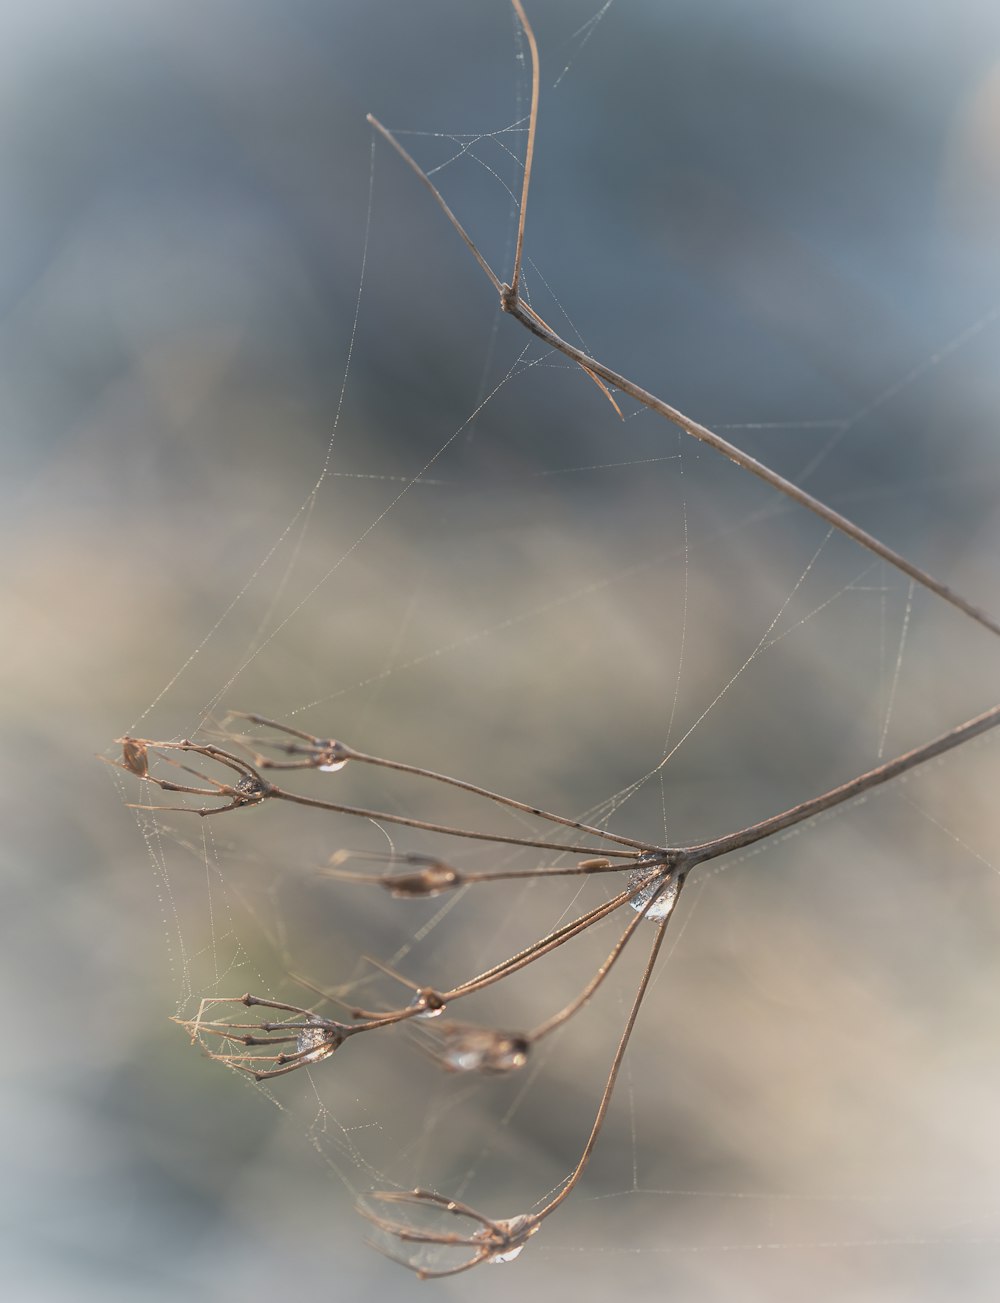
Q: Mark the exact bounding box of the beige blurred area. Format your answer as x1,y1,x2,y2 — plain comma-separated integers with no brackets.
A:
942,58,1000,237
5,2,1000,1301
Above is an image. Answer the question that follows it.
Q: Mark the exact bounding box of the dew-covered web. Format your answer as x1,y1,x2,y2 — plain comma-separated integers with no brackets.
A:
106,2,1000,1297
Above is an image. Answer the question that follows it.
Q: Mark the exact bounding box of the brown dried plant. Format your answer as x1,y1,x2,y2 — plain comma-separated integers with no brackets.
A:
111,0,1000,1280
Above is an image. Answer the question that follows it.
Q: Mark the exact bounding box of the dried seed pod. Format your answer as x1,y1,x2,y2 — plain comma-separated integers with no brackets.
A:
383,861,461,898
431,1023,530,1074
359,1188,540,1278
120,736,148,778
175,995,350,1080
232,774,269,804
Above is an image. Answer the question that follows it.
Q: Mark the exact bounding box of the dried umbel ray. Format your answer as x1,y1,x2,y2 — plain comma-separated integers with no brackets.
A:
110,0,1000,1279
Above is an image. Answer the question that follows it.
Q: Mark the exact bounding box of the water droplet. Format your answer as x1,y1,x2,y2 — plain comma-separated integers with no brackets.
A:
410,989,447,1018
295,1021,341,1062
490,1244,525,1264
478,1214,538,1264
628,864,679,920
316,740,350,771
234,774,267,801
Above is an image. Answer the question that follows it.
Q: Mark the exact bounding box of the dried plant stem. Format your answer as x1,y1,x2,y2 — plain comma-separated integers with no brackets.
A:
271,786,637,856
121,701,999,881
229,712,657,852
119,737,643,857
500,300,1000,637
365,0,1000,642
689,700,1000,868
508,0,537,302
443,879,651,1002
529,872,680,1042
537,906,673,1218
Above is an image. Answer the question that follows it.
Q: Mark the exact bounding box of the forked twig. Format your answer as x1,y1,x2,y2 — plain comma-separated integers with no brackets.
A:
361,894,675,1278
108,735,648,857
223,712,655,853
367,0,1000,640
114,701,1000,872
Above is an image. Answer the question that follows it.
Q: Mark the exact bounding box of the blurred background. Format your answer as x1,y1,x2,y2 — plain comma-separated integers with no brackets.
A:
4,0,1000,1299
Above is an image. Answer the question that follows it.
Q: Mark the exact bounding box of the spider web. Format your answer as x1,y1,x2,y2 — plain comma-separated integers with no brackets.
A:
15,0,1000,1299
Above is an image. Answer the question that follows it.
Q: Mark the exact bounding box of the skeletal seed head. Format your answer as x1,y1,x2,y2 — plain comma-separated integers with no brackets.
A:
317,740,350,772
233,774,268,803
119,736,148,777
435,1024,530,1074
478,1214,539,1264
384,861,461,898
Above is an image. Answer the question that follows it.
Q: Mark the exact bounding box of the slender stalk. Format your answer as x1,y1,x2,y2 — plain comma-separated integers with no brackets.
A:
228,713,658,851
365,115,502,294
538,901,675,1219
367,3,1000,642
272,787,639,856
344,746,656,851
529,873,678,1041
688,701,1000,867
443,883,642,1002
508,0,539,302
224,714,657,854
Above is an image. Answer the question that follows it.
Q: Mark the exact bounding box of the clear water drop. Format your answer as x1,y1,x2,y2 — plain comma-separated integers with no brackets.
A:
295,1021,341,1062
479,1215,538,1264
409,989,447,1018
628,866,679,920
490,1244,526,1264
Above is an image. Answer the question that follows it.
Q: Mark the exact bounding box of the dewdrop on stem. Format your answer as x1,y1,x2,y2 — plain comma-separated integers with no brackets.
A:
295,1020,343,1062
479,1215,538,1263
409,988,447,1018
628,863,679,921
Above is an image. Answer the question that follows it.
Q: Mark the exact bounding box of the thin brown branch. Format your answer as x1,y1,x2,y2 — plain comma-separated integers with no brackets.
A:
365,114,502,295
369,1,1000,641
509,0,538,302
228,712,656,852
537,904,674,1218
321,851,633,895
272,786,637,856
529,869,681,1041
688,701,1000,866
116,737,642,856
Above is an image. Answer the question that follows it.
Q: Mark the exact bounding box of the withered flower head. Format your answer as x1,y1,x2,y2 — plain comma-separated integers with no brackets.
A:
360,1189,539,1278
429,1022,530,1074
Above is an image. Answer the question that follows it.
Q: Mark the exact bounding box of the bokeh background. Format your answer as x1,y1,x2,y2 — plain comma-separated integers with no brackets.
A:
5,0,1000,1299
